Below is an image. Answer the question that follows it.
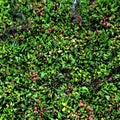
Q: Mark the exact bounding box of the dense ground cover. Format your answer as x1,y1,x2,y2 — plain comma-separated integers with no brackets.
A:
0,0,120,119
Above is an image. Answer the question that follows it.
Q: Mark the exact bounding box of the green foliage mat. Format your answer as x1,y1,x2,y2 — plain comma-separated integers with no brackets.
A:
0,0,120,119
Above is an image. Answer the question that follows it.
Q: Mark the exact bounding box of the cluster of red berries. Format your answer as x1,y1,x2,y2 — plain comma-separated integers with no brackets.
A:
78,100,94,120
27,72,39,81
47,26,57,34
100,14,110,27
53,2,59,11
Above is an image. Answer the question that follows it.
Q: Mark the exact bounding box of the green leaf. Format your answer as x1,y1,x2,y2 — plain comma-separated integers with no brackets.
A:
105,95,110,100
41,71,46,78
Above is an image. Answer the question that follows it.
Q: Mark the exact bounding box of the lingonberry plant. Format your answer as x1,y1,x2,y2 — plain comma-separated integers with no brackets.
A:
0,0,120,119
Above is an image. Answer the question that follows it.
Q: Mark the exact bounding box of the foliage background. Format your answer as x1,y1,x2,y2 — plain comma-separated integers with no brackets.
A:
0,0,120,119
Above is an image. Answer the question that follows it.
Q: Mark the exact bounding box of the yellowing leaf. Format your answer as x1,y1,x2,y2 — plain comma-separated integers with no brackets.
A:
62,102,67,107
62,107,66,112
